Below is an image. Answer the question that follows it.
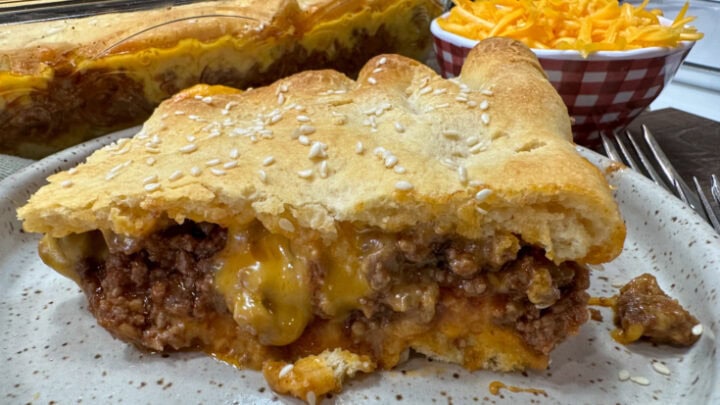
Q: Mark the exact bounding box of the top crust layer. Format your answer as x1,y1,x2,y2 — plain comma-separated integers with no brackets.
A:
18,38,626,264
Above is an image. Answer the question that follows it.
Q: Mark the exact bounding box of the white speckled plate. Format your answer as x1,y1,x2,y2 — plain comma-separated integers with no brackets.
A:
1,128,719,404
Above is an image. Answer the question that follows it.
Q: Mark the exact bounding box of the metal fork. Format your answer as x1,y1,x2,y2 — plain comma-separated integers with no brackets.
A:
600,125,713,226
693,174,720,233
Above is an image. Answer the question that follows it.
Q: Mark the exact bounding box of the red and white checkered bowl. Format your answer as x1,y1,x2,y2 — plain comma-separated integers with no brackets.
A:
430,14,694,147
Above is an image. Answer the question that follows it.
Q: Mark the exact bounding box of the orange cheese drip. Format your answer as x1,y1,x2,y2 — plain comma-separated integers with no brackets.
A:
489,381,548,397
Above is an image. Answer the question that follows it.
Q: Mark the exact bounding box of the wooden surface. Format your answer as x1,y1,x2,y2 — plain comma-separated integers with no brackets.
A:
625,108,720,195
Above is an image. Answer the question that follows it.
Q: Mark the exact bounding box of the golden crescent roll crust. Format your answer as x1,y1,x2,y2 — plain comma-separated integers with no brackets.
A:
18,37,625,264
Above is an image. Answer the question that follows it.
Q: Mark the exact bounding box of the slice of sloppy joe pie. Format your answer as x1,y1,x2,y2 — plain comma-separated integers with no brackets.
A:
17,37,626,402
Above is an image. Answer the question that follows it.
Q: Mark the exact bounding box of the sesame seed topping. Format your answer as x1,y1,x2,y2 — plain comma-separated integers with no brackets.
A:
190,166,202,176
481,113,490,125
278,218,295,233
630,376,650,386
651,361,671,376
67,167,78,175
618,370,631,381
145,145,160,154
229,149,239,159
384,155,398,168
419,77,430,88
442,129,461,140
174,110,185,115
355,142,364,154
373,147,387,158
458,166,468,184
201,96,213,104
395,180,413,191
146,157,156,166
475,189,493,201
144,183,161,192
186,135,196,142
459,84,470,93
368,77,377,85
210,168,226,176
258,169,267,183
481,89,494,95
470,143,488,154
692,324,703,335
298,135,310,145
466,136,480,146
480,100,489,110
279,84,289,93
277,92,285,105
220,110,229,116
308,142,327,159
60,180,73,188
179,144,198,154
296,115,311,122
378,56,387,65
394,165,406,174
372,67,383,74
319,161,329,178
435,103,450,109
299,125,316,135
455,95,468,102
143,175,158,184
206,159,221,167
168,170,183,181
419,86,432,95
297,169,314,178
433,88,448,95
262,156,275,166
194,95,203,100
223,161,238,169
188,115,200,121
278,364,294,378
394,121,405,133
294,105,305,111
270,113,283,124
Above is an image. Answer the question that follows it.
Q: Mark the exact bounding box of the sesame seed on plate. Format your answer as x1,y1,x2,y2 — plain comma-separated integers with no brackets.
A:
179,144,198,154
618,370,631,381
475,189,493,201
278,364,294,378
630,376,650,386
258,169,267,183
168,170,184,181
692,324,703,336
210,168,226,176
278,218,295,232
651,361,671,376
190,166,202,176
395,180,413,191
261,156,275,167
296,115,311,122
368,77,377,85
223,160,238,169
144,182,161,192
394,122,405,133
60,180,73,188
297,169,314,178
206,158,221,167
355,142,364,154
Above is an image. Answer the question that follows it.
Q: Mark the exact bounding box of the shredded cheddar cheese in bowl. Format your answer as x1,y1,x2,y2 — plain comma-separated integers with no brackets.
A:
438,0,703,57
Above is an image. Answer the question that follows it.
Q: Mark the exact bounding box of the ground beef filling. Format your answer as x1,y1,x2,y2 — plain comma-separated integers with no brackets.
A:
74,221,589,358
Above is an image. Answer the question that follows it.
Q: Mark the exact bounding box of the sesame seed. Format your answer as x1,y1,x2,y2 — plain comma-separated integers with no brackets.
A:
479,100,489,110
368,77,377,85
68,167,78,175
145,145,160,154
270,113,283,124
467,100,478,108
466,136,480,146
144,183,161,192
373,147,386,158
470,143,487,154
433,88,448,95
224,101,238,111
278,364,294,378
458,166,468,184
278,218,295,233
257,170,267,183
194,95,203,100
394,121,405,133
279,84,289,93
319,161,329,178
384,155,398,168
174,110,185,115
277,92,285,105
60,180,73,188
692,324,703,336
299,125,316,135
179,144,198,154
355,142,364,154
618,370,631,381
394,165,406,174
296,115,310,122
220,110,229,116
210,168,226,176
475,189,493,202
611,280,625,288
395,180,413,191
651,361,671,376
294,105,305,111
229,148,239,159
188,115,200,121
372,67,383,74
190,166,202,176
419,86,432,95
297,169,313,178
168,170,183,181
308,142,327,159
333,89,347,94
298,135,310,145
378,56,387,65
262,156,275,166
481,113,490,125
419,77,430,88
206,159,221,166
201,96,213,104
306,391,317,405
435,103,450,109
630,376,650,386
455,95,468,102
186,135,196,142
223,161,238,169
481,89,494,95
442,129,461,140
258,129,273,137
143,175,158,184
459,84,470,93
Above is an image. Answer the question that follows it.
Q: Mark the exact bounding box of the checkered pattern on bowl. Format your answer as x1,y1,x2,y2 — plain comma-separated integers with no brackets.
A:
431,18,693,147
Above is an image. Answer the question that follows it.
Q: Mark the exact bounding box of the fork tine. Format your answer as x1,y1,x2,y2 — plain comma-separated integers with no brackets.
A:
711,174,720,205
693,176,720,233
612,130,643,172
600,132,624,163
675,178,691,205
626,129,669,189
